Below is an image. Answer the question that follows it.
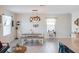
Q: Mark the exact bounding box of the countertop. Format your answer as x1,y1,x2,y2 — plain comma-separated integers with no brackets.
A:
56,38,79,53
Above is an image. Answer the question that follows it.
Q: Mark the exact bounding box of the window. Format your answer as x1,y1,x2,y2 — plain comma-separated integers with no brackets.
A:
2,15,12,36
47,18,56,32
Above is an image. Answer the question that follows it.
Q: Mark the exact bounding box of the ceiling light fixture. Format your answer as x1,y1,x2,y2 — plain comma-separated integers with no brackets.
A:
30,10,40,22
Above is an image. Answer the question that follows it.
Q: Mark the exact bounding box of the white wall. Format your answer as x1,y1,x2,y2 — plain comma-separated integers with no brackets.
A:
0,7,16,43
16,14,47,38
55,14,72,38
16,13,72,38
46,13,72,38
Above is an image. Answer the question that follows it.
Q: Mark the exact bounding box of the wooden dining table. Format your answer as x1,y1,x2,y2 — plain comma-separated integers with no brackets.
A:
21,33,44,45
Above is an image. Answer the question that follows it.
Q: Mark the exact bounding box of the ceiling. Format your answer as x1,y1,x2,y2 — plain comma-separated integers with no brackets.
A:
1,5,79,14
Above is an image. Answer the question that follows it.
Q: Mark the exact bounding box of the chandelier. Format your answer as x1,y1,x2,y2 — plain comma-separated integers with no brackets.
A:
30,10,41,22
